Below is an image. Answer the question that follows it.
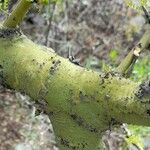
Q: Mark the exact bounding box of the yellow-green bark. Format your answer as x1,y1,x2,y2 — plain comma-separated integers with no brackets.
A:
2,0,32,28
0,31,150,150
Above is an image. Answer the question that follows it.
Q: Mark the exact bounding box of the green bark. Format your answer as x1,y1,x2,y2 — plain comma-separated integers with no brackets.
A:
116,25,150,75
3,0,32,28
0,31,150,150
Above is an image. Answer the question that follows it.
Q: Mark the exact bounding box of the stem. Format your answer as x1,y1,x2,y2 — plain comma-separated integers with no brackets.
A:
3,0,32,28
116,48,137,74
116,25,150,75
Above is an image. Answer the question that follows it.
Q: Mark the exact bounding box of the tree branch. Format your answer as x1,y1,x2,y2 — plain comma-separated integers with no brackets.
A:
3,0,32,28
0,1,150,149
0,31,150,149
116,25,150,76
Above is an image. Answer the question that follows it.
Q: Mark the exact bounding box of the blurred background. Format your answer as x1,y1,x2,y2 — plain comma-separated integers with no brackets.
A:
0,0,150,149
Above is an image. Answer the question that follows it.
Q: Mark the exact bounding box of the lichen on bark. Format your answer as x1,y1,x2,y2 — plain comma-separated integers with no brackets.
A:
0,28,149,149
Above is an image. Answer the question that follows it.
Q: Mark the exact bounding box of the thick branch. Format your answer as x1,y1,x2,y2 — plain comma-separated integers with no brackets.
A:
0,32,150,149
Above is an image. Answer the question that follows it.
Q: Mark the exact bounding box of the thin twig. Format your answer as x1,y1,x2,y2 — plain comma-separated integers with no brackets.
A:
116,24,150,76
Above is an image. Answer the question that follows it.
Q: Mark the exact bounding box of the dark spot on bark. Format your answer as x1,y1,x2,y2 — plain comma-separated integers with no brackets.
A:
147,44,150,50
111,118,118,125
109,118,120,131
49,66,55,74
79,91,89,101
137,43,142,48
0,28,22,38
0,64,4,81
135,80,150,99
70,114,84,126
101,73,109,79
60,138,70,148
49,60,61,75
79,91,84,100
0,65,3,69
48,111,54,115
70,114,77,120
101,71,122,78
146,109,150,116
140,100,150,104
13,17,16,21
52,60,55,64
102,86,105,89
99,72,122,86
59,137,81,149
40,64,43,68
32,59,35,62
56,60,61,65
70,113,98,133
97,113,100,117
90,127,98,133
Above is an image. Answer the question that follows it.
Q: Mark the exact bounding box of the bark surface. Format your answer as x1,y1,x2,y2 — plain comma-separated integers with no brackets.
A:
0,30,150,150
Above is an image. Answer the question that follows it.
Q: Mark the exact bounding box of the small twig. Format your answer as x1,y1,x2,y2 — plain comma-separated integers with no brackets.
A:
116,44,141,75
116,24,150,76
